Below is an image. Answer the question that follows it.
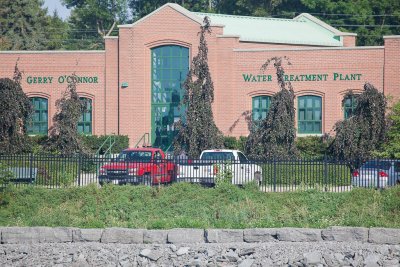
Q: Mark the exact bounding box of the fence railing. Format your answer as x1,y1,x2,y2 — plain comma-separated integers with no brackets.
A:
0,154,398,192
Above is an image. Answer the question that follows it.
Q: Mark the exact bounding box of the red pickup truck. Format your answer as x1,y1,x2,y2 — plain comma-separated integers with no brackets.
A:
98,148,176,186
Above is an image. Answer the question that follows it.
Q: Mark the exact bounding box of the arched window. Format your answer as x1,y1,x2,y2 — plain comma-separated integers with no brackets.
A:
343,95,357,119
151,45,189,149
298,95,322,134
27,97,48,135
78,98,92,134
252,95,271,124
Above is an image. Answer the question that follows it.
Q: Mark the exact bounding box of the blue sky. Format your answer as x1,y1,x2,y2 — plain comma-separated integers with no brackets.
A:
43,0,71,20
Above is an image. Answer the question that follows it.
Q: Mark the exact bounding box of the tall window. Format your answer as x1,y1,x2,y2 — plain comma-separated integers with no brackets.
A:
78,98,92,134
343,95,357,119
27,97,48,135
298,95,322,134
151,45,189,149
252,95,271,123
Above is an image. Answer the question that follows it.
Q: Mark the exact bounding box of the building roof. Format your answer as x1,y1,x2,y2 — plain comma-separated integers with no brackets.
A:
195,12,344,47
119,3,350,47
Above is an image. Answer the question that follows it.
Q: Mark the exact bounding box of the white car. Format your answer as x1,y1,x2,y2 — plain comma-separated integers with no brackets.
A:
351,160,400,188
176,149,262,186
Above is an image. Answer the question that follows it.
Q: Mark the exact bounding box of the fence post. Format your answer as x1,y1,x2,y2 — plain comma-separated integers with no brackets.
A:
273,158,277,192
377,158,380,189
324,154,328,192
77,155,82,187
29,153,34,184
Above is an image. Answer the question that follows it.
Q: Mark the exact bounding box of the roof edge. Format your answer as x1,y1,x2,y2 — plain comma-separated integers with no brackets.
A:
233,46,384,52
294,13,344,35
118,3,203,29
0,50,105,54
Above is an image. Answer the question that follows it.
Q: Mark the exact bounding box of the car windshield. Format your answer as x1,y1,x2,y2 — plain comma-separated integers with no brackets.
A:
116,151,152,162
361,161,392,170
201,152,235,161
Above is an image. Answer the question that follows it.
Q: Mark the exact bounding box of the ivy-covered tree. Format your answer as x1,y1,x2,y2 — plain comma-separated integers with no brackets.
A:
245,57,298,160
46,74,88,155
330,83,387,166
173,16,223,158
0,63,32,154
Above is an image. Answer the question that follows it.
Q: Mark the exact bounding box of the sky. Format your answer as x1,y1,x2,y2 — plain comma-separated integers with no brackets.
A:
43,0,71,20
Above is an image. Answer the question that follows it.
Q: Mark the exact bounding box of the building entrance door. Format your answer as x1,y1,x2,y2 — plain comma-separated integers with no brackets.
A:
151,45,189,151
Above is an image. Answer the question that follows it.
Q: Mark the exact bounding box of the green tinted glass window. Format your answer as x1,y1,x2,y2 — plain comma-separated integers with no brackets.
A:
298,95,322,134
27,97,48,135
252,96,271,125
78,98,92,134
151,45,189,150
344,95,357,119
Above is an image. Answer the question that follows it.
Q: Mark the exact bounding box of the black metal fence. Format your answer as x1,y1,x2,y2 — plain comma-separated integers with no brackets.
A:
0,154,398,192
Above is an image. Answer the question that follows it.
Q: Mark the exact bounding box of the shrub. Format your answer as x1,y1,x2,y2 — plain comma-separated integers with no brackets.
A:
81,135,129,154
295,135,332,159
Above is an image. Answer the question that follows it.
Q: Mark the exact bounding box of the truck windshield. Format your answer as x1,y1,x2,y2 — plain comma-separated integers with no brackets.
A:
116,151,152,162
201,152,235,161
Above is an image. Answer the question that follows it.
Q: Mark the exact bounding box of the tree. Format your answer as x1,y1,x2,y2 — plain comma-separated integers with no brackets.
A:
0,63,32,154
329,83,387,167
130,0,214,21
46,74,88,155
245,57,298,160
0,0,50,50
376,100,400,158
173,17,223,158
63,0,129,49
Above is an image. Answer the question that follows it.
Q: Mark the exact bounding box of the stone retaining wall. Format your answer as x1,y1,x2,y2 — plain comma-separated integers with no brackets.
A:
1,226,400,245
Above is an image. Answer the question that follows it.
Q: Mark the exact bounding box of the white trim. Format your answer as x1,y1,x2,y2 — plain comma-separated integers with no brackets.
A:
103,36,119,39
336,32,357,37
216,34,240,38
118,3,203,29
0,50,105,54
234,46,384,52
294,13,342,35
297,134,323,137
238,38,341,47
383,35,400,39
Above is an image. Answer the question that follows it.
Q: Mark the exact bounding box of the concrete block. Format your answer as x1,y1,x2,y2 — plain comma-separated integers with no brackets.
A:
1,227,73,244
143,230,168,244
277,228,322,242
206,229,243,243
167,229,204,244
73,228,103,242
101,228,144,244
322,227,368,242
369,228,400,244
243,228,277,243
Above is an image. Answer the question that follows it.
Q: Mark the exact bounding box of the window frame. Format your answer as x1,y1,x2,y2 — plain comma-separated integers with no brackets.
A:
78,97,92,135
252,95,271,124
343,94,358,119
27,97,48,135
297,95,322,134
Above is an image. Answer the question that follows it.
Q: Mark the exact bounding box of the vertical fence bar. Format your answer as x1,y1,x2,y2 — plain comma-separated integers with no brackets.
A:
323,154,328,192
273,158,277,192
77,155,82,187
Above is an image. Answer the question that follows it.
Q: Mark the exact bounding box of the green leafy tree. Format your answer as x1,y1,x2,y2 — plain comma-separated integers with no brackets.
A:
0,63,32,154
374,101,400,158
46,74,88,155
130,0,214,20
62,0,129,49
330,83,387,167
245,57,298,160
174,17,224,158
0,0,50,50
45,11,70,50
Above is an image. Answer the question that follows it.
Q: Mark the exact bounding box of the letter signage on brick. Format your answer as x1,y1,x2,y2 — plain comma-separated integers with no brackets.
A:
242,73,362,82
26,75,99,85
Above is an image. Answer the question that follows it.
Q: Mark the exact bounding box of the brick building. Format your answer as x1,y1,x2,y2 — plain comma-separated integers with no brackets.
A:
0,3,399,150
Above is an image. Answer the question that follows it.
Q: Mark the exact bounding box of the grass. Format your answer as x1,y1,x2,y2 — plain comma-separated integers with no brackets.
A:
0,183,399,229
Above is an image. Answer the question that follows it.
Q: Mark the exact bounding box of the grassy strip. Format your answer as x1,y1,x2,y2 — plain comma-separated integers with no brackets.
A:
0,183,399,229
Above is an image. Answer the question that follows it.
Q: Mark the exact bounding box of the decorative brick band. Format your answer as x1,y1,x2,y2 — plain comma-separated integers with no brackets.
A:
1,227,400,245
